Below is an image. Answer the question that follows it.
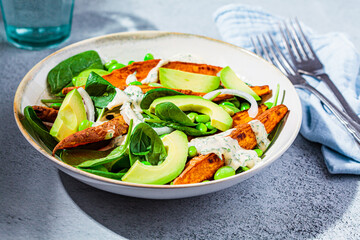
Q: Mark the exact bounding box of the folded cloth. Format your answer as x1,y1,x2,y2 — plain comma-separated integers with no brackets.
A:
213,4,360,174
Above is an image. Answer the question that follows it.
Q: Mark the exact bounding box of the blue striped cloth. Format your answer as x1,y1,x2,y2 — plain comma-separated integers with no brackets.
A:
214,4,360,174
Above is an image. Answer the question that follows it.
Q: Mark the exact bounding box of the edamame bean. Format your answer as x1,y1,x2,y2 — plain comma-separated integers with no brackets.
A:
195,114,210,123
240,102,250,111
187,112,198,122
196,123,207,133
220,102,235,107
128,81,142,86
254,148,263,157
264,102,273,109
205,122,215,130
78,119,93,131
50,103,62,109
144,53,154,61
188,146,197,158
128,60,134,65
148,83,163,87
141,161,151,165
109,63,126,72
214,166,235,180
105,59,118,70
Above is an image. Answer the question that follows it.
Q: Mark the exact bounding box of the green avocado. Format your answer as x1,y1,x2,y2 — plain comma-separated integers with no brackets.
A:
73,69,109,86
149,95,232,131
50,89,87,141
159,68,220,93
220,66,260,101
122,130,188,184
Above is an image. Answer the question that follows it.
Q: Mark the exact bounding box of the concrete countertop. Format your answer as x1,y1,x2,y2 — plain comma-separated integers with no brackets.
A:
1,0,359,239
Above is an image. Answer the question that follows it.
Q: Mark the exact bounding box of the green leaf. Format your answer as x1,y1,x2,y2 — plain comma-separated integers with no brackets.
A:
79,168,127,180
155,102,195,126
47,50,104,94
140,88,184,109
23,106,58,151
164,122,217,136
129,123,167,165
85,72,117,108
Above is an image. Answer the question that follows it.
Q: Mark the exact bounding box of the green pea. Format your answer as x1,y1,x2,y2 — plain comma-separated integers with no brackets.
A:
196,123,207,133
128,81,142,86
220,102,235,107
72,77,78,86
254,148,263,157
240,102,250,111
109,63,126,72
105,59,118,70
202,180,210,183
50,103,62,109
144,53,154,61
264,102,273,109
187,112,198,122
141,161,151,165
205,122,215,130
170,181,174,185
128,60,134,65
148,83,163,87
214,166,235,180
188,146,197,158
78,119,93,131
195,114,210,123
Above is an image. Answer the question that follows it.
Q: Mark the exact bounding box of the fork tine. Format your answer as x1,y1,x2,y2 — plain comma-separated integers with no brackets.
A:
255,35,271,62
261,34,292,76
281,21,304,62
288,19,309,60
250,37,261,56
267,33,297,76
294,18,316,57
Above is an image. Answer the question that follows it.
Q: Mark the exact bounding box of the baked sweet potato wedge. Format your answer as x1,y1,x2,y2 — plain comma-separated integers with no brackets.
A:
173,153,224,185
232,104,268,127
52,116,128,155
173,104,288,184
32,106,58,123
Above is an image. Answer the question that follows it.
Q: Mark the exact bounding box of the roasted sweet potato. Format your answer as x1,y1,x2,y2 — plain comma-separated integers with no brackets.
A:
32,106,58,122
232,104,268,127
52,116,128,155
173,104,289,184
173,153,224,185
162,61,223,76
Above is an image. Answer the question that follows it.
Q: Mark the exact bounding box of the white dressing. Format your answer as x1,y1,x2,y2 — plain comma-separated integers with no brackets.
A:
188,129,261,170
126,71,138,85
248,120,270,151
106,88,130,110
141,59,170,84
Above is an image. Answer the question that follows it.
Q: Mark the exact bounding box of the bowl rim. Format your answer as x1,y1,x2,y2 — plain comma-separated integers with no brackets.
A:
14,30,302,189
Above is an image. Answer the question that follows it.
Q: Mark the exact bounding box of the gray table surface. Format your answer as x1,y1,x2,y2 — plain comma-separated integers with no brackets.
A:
1,0,360,239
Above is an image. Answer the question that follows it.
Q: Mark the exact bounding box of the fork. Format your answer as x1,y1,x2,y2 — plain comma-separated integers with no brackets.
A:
279,18,360,125
251,34,360,145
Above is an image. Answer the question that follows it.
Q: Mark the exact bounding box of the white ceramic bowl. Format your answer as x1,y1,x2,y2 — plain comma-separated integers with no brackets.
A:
14,31,302,199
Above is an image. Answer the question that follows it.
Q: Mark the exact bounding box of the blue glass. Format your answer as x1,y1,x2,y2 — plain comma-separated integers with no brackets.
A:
0,0,74,50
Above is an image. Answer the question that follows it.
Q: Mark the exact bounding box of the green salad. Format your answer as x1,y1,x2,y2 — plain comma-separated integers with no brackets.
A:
23,50,288,185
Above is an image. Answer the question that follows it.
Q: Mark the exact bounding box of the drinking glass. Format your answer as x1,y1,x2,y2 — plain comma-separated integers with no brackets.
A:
0,0,74,50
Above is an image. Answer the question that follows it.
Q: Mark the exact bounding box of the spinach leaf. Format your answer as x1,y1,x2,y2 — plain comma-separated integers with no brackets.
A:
129,123,167,165
85,72,116,108
23,106,58,151
155,102,195,126
140,88,184,109
76,120,133,168
79,168,128,180
164,122,217,136
47,50,103,94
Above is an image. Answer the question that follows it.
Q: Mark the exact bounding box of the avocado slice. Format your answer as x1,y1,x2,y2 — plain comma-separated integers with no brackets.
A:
50,89,87,141
159,68,220,93
220,66,260,101
122,130,188,184
149,95,232,131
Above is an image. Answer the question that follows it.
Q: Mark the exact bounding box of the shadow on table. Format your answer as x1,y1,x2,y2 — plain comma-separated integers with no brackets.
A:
60,136,359,239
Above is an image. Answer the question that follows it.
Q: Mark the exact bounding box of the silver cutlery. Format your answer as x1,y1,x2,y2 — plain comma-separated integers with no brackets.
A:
279,18,360,125
251,34,360,145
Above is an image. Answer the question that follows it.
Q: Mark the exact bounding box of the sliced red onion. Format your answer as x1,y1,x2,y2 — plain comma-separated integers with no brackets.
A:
77,87,95,122
203,89,258,118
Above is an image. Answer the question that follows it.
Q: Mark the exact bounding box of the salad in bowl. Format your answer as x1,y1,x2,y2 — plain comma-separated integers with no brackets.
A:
21,49,288,186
